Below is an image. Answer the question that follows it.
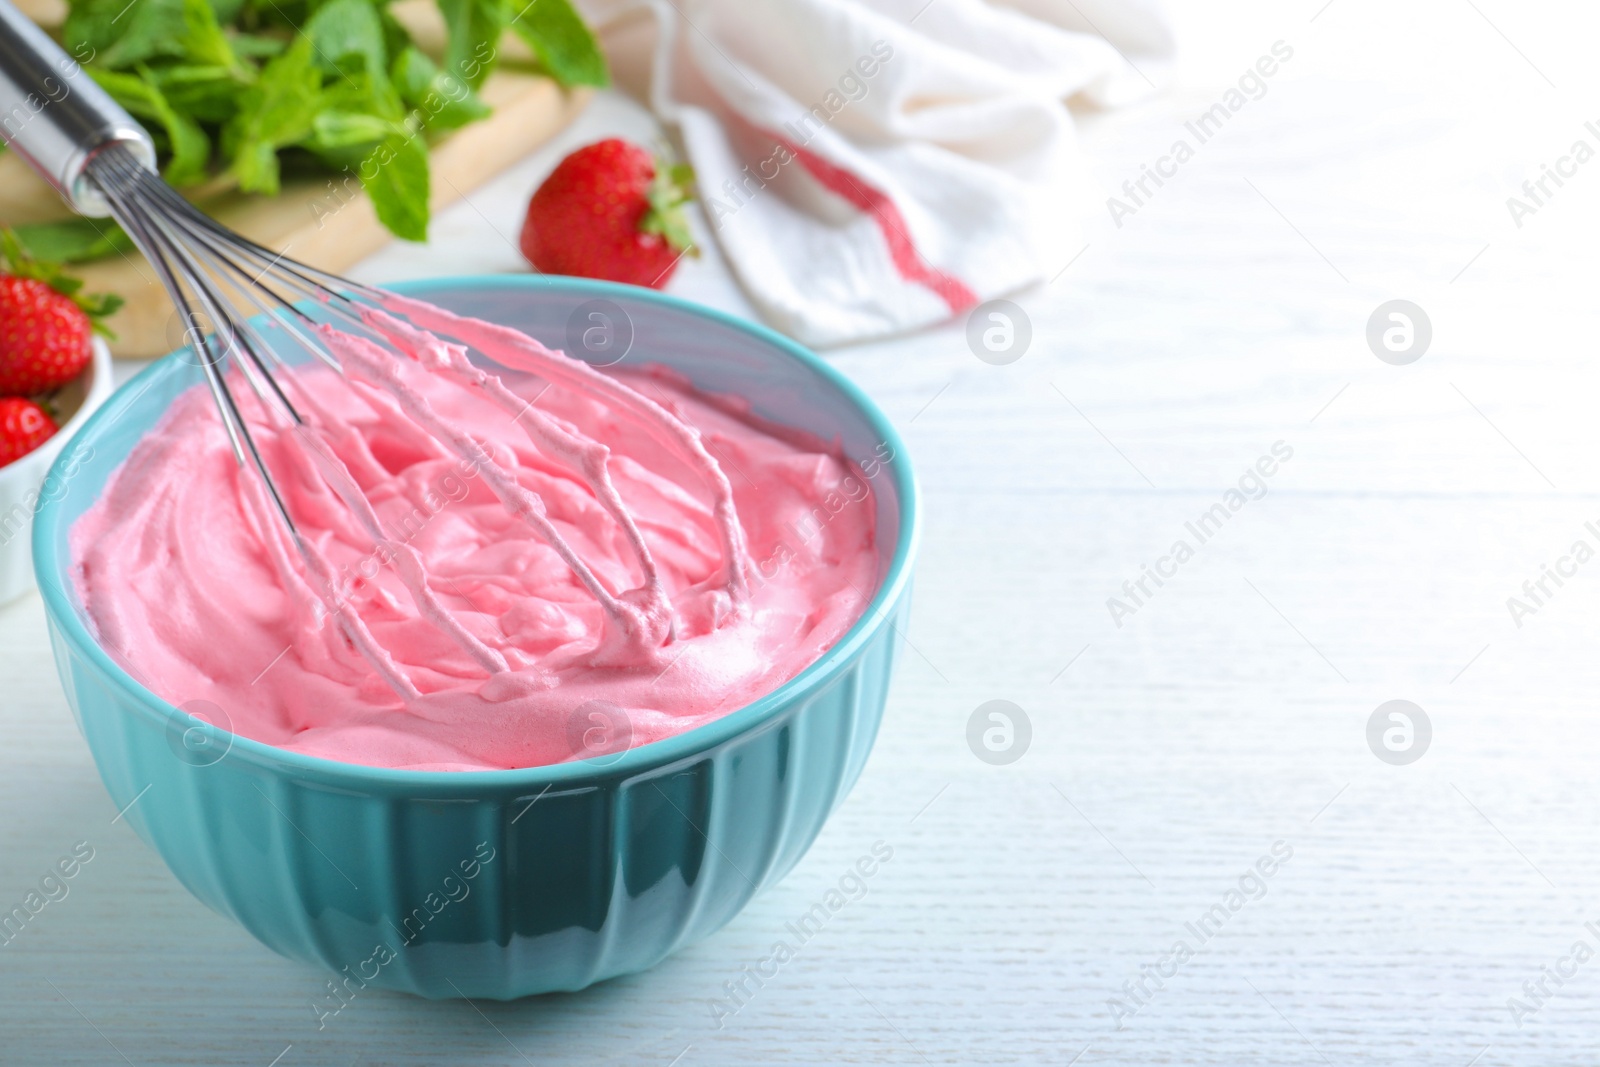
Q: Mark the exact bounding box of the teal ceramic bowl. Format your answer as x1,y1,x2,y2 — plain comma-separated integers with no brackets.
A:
31,276,918,999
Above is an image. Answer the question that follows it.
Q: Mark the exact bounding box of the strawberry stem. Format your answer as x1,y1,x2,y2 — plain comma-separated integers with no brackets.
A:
0,227,124,339
640,159,700,256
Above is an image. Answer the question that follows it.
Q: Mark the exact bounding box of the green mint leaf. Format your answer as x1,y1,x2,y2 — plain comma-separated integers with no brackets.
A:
68,0,181,69
64,0,171,68
60,0,110,58
224,36,321,194
177,0,240,67
391,44,436,101
229,33,289,60
505,0,608,88
146,65,251,125
77,0,237,70
320,60,406,122
378,7,415,64
209,0,245,24
232,138,280,192
392,46,490,131
61,0,501,250
162,116,215,186
308,110,406,156
304,0,389,86
9,219,133,264
436,0,504,90
85,67,150,101
88,68,211,185
360,133,430,241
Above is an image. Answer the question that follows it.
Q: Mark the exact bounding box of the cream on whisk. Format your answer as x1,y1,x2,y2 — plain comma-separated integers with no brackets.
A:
71,306,878,771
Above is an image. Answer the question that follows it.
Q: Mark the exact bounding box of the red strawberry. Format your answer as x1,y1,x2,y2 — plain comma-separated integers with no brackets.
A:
0,397,57,466
0,228,121,396
520,139,698,289
0,275,92,396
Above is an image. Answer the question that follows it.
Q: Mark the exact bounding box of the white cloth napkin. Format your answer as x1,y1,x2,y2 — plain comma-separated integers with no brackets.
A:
579,0,1173,346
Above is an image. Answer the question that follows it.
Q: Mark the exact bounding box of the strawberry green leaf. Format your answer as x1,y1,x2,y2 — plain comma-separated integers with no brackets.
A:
641,158,698,255
0,228,124,338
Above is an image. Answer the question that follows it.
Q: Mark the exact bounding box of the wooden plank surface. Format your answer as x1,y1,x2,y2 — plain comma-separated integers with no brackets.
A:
4,3,1600,1065
0,0,589,356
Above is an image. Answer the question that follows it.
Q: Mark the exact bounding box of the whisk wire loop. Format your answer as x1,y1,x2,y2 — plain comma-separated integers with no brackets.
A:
77,141,752,698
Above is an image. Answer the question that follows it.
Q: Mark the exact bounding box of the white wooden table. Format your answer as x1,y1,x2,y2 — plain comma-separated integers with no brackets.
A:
6,2,1600,1062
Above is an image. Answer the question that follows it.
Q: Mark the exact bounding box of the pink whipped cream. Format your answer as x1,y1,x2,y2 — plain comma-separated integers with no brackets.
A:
71,297,878,771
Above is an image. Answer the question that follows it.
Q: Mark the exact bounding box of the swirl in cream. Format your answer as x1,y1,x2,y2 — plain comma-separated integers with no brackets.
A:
72,306,878,770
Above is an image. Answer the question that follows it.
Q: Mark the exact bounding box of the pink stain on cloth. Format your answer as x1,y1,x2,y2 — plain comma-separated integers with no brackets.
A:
70,307,878,771
578,0,1174,344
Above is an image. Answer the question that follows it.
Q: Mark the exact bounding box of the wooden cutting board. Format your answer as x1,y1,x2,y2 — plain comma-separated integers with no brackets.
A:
0,0,590,356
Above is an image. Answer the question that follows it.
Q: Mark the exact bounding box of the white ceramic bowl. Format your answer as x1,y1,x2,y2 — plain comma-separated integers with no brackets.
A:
0,337,114,605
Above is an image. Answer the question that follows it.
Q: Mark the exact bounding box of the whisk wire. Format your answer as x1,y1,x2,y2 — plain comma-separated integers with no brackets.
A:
99,167,289,520
79,139,750,698
87,144,450,695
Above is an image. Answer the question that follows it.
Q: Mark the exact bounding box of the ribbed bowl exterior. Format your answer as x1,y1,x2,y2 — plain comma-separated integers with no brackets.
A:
44,586,907,998
33,276,919,999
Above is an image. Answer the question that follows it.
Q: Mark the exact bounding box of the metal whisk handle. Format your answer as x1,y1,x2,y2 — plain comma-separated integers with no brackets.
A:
0,0,154,216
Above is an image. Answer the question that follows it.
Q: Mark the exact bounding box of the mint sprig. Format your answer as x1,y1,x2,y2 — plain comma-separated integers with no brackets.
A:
54,0,608,246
